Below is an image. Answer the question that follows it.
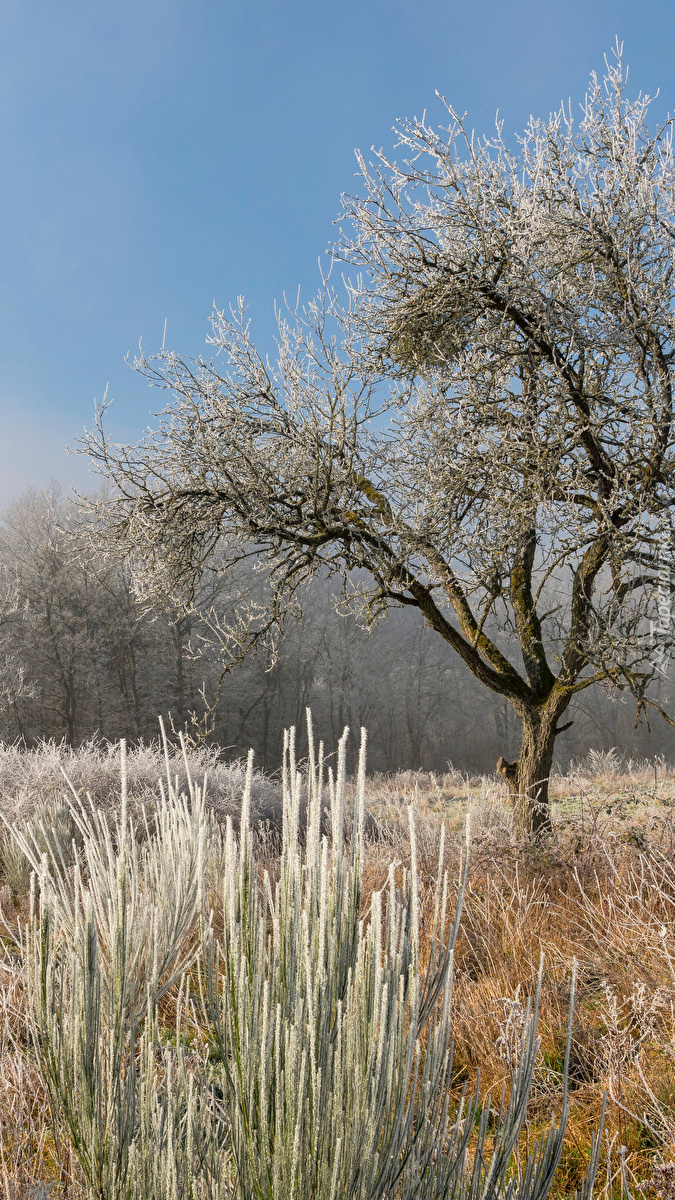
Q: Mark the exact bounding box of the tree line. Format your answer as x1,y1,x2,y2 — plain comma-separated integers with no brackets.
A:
0,485,669,774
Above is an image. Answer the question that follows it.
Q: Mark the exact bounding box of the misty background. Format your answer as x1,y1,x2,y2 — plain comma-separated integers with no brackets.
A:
0,486,669,771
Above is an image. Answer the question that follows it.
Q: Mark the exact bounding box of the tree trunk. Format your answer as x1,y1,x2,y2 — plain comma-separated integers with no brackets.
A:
497,703,568,839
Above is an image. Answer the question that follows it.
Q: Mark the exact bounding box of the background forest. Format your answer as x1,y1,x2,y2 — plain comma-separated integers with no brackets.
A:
1,485,670,773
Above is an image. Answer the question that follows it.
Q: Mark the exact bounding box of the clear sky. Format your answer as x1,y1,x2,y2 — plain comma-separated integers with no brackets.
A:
1,0,675,506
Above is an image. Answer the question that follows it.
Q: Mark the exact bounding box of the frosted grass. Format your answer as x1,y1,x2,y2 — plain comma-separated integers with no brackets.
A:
4,715,601,1199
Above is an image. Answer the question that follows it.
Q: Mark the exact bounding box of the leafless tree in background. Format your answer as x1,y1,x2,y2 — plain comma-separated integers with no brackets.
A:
82,50,675,834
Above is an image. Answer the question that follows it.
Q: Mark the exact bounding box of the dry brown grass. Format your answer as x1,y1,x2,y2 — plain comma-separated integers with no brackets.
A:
2,746,675,1197
357,754,675,1195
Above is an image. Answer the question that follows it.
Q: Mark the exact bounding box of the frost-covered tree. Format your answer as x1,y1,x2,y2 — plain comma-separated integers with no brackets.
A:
83,50,675,835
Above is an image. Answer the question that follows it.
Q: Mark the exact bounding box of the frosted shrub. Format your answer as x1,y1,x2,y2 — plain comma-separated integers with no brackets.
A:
571,747,625,785
0,732,282,834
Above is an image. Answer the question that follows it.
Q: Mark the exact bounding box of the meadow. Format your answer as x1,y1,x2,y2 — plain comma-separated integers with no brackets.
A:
0,731,674,1199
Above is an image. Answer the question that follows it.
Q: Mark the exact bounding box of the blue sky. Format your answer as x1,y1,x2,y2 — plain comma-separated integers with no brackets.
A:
1,0,675,506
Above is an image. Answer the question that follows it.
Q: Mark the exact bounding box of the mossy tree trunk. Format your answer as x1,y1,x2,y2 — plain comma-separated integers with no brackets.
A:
497,697,573,838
